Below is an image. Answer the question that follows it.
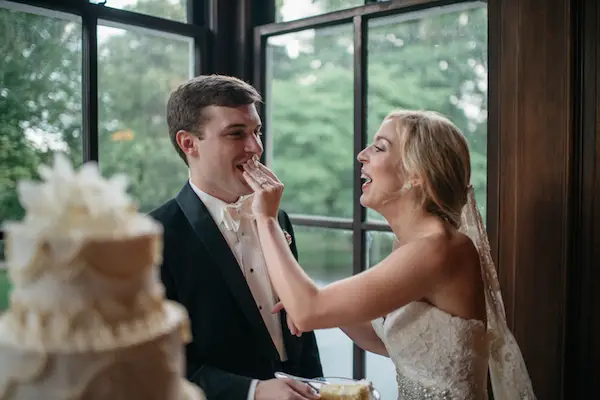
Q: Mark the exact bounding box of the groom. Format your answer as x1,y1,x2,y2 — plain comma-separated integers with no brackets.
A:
150,75,323,400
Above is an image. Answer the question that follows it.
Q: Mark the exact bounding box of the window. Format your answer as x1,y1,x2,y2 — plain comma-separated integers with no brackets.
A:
0,0,203,305
365,230,397,398
266,22,357,375
97,23,192,212
295,226,354,377
0,5,78,312
266,24,354,218
257,0,488,391
367,3,488,222
0,5,82,226
0,240,7,311
0,0,203,230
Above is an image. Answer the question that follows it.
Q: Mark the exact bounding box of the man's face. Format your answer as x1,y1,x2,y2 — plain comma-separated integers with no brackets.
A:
178,104,263,203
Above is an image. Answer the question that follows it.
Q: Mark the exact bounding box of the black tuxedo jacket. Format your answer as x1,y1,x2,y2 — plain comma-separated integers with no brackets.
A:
150,182,323,400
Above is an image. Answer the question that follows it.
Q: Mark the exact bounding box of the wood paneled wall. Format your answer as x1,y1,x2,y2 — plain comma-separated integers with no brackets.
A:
490,0,600,398
489,0,571,398
565,0,600,397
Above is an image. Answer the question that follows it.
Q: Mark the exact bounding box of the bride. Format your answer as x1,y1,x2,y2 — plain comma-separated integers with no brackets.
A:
242,109,536,399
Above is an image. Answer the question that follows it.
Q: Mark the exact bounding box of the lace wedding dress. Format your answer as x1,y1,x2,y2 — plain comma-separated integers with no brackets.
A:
372,301,489,399
371,187,537,400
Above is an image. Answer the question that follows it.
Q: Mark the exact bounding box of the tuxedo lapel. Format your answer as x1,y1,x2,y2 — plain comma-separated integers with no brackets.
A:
175,183,277,358
280,309,302,363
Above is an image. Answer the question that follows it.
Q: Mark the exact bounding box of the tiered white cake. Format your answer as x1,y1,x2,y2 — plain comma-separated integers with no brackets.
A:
0,154,204,400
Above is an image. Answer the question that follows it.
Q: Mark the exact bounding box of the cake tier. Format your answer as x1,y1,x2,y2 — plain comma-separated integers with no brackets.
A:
0,296,188,353
4,231,168,348
6,229,162,310
0,301,204,400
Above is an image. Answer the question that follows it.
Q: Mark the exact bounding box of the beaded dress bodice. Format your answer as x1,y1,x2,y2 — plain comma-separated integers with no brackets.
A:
371,301,489,400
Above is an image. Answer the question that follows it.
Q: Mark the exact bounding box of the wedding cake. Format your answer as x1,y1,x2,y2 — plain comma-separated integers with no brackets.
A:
0,154,204,400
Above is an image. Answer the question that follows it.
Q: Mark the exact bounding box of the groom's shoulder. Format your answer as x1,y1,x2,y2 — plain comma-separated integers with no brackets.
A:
276,208,293,226
276,208,290,219
149,197,180,227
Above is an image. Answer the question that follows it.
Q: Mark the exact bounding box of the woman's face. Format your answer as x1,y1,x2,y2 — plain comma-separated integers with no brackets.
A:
357,118,408,210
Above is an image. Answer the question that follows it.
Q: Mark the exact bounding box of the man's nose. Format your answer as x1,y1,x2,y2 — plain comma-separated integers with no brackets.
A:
246,134,263,154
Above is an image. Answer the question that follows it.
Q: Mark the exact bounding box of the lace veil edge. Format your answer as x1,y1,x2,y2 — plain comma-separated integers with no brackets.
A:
459,186,537,400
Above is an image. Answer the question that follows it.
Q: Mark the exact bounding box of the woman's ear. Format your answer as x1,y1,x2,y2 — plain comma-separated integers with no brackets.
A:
401,178,421,191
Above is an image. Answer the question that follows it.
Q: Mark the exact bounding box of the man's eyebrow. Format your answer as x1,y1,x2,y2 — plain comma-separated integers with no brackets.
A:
221,123,262,130
222,123,247,130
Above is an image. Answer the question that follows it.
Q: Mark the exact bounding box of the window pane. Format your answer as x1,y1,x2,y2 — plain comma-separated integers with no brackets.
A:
366,230,396,266
276,0,364,22
97,24,192,213
366,3,488,223
0,269,8,312
0,5,83,225
365,230,398,399
0,240,8,312
294,225,353,377
267,25,354,218
90,0,187,23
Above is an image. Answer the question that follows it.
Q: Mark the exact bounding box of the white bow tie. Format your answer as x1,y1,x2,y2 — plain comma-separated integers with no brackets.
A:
222,196,254,232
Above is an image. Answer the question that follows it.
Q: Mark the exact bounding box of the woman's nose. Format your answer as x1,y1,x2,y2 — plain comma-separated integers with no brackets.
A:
357,147,368,163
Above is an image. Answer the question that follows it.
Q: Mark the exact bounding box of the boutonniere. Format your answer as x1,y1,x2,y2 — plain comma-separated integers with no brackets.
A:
283,230,293,246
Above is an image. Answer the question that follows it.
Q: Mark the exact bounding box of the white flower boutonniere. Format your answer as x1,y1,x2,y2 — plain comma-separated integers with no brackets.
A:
283,230,293,246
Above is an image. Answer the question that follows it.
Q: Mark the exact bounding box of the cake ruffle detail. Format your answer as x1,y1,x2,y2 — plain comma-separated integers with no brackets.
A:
0,301,190,353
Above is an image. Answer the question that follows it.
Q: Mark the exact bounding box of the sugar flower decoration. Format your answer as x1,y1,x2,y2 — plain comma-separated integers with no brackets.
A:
3,153,157,281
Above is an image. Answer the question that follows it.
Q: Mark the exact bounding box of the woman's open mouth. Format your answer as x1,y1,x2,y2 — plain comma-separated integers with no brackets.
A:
361,173,372,189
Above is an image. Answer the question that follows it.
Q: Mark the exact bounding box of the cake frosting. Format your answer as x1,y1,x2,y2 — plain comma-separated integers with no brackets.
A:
0,154,204,400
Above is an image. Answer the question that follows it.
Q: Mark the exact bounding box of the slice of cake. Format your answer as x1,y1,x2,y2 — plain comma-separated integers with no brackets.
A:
0,154,204,400
319,380,371,400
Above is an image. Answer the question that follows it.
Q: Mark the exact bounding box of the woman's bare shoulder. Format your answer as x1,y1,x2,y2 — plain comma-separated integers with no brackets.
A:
411,230,480,276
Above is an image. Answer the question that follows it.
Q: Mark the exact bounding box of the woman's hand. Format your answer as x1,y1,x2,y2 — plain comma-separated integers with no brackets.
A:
242,159,284,220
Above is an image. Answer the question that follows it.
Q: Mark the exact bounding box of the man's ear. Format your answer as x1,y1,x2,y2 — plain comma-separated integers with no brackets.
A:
176,130,199,159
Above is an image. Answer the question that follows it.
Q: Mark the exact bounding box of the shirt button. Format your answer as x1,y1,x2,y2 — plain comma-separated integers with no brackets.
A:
250,268,254,273
259,305,262,310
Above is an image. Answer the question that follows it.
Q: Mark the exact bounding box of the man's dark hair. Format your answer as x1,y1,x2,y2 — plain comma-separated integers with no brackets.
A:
166,74,262,164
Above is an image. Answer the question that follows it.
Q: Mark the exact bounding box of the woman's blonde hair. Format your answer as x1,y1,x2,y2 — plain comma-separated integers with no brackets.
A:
385,109,471,228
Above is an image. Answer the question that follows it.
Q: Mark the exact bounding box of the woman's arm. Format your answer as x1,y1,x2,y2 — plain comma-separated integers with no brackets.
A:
340,323,388,357
254,216,451,332
243,160,454,332
274,303,388,357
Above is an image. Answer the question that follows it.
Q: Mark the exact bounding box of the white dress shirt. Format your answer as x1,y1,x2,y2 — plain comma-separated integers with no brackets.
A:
189,180,287,400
